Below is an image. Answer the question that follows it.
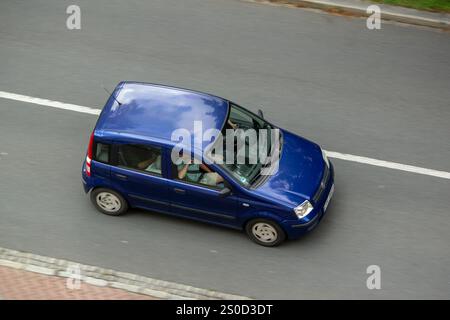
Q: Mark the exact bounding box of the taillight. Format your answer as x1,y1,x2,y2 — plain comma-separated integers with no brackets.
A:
86,132,94,177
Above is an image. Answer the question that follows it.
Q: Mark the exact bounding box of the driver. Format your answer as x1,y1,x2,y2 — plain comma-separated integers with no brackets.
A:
226,119,238,130
137,151,161,174
176,154,223,187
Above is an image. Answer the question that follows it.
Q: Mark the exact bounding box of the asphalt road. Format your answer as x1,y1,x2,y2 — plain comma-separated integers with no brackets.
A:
0,0,449,299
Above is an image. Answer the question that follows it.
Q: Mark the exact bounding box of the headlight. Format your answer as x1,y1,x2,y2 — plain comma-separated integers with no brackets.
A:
294,200,314,219
322,149,329,168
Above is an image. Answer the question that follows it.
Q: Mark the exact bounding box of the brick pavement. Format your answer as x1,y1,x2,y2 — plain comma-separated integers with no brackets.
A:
0,265,156,300
0,246,249,300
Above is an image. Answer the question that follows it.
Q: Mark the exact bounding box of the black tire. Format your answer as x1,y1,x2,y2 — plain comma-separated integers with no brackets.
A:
90,188,128,216
245,218,286,247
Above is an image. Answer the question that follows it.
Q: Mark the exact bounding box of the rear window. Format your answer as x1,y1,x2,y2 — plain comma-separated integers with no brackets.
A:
94,143,110,163
117,144,162,175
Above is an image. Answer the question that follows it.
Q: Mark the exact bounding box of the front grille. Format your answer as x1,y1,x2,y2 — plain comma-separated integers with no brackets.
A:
313,164,329,204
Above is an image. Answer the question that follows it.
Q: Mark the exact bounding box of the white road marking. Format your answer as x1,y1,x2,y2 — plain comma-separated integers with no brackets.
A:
325,151,450,180
1,90,449,180
0,91,101,115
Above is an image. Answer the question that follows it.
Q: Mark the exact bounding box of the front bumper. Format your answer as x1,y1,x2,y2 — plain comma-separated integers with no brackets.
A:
282,162,335,239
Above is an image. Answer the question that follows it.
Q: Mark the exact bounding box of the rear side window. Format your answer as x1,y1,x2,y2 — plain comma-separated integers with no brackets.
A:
94,143,110,163
117,144,162,175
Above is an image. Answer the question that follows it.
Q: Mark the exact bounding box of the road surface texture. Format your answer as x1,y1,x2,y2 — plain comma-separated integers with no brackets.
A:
0,0,449,299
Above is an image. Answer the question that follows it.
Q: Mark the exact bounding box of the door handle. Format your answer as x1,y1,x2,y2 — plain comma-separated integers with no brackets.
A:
173,188,186,194
114,173,128,180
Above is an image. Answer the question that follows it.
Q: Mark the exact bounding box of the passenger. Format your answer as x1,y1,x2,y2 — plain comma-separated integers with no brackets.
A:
137,152,161,174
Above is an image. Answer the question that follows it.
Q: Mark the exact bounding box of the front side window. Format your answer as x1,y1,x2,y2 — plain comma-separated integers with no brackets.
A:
173,155,225,189
117,144,162,175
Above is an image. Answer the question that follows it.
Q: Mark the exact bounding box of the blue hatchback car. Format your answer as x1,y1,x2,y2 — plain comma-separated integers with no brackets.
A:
82,82,334,246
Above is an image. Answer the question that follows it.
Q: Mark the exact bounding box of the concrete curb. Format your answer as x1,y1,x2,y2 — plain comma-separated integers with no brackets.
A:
252,0,450,30
0,247,251,300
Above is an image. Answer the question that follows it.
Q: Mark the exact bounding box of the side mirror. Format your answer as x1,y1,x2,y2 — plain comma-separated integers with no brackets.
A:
257,109,264,119
218,187,231,197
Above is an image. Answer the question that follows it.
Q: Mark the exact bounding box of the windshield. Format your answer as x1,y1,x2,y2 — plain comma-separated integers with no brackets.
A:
207,103,280,188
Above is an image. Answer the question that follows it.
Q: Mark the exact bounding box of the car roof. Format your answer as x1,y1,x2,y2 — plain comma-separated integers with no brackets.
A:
95,81,229,151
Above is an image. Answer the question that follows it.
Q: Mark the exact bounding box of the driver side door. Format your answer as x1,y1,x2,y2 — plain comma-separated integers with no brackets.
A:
167,163,239,227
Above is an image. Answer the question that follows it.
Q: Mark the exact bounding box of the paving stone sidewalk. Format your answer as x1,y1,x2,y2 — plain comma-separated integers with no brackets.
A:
0,265,155,300
0,247,250,300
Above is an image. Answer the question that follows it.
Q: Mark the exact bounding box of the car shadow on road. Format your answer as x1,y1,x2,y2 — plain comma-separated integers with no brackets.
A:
124,202,339,250
125,207,248,237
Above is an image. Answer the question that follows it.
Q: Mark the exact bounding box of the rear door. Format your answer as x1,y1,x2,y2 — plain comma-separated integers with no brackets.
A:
109,143,169,213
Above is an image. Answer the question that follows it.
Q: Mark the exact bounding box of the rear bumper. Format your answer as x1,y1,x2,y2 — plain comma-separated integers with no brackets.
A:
82,177,91,193
81,161,92,193
282,162,335,239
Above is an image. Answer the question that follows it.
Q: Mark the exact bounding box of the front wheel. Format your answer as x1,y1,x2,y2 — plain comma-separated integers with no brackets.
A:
245,219,286,247
90,188,128,216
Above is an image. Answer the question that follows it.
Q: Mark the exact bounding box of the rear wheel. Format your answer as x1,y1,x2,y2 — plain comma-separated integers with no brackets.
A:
90,188,128,216
245,218,285,247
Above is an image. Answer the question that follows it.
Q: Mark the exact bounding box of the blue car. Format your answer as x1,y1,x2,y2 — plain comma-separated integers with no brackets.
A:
82,82,334,246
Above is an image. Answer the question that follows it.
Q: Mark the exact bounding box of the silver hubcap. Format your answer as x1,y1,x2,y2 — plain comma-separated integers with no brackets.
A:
252,223,278,243
96,192,121,213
